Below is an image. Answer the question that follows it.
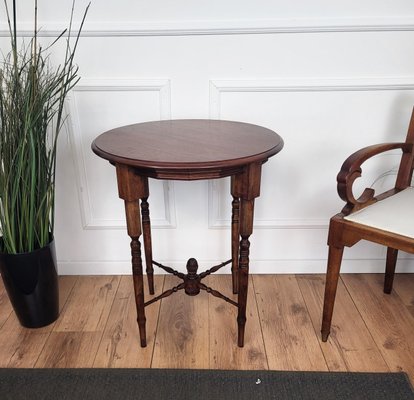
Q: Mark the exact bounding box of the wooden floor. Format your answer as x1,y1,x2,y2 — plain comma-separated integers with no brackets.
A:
0,273,413,384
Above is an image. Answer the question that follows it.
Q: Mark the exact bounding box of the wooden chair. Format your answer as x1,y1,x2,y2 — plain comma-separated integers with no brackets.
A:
321,109,414,342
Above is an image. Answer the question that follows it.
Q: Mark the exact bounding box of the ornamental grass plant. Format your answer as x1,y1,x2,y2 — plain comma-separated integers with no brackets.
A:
0,0,89,253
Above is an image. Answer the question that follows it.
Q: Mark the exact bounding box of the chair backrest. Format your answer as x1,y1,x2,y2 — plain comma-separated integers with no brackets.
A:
396,107,414,190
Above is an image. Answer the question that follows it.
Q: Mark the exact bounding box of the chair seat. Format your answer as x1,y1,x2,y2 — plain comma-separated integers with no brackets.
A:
344,187,414,239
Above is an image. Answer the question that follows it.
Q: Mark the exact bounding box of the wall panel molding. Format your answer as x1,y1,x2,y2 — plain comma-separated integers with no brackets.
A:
67,78,176,230
209,77,414,120
208,76,414,229
208,179,330,229
2,16,414,37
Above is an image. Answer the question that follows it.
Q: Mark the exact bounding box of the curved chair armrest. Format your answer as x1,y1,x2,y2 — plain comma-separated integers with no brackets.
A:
337,142,412,214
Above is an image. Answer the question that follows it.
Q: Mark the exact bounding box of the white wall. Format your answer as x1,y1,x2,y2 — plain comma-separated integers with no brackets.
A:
2,1,414,274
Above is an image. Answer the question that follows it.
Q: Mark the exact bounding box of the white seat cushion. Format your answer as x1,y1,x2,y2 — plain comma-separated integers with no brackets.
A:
344,187,414,239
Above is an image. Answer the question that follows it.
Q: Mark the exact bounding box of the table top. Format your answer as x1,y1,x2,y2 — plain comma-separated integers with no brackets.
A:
92,119,283,180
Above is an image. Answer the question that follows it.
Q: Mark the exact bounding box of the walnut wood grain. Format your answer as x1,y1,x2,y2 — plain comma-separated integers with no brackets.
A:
230,195,240,295
297,274,389,373
92,120,283,180
342,274,414,379
337,142,411,214
92,119,283,348
321,108,414,343
141,196,154,295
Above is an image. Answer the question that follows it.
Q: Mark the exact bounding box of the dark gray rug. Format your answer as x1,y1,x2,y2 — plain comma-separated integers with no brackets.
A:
0,368,412,400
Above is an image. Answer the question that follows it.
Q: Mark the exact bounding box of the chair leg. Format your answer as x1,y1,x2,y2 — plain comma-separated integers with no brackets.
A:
321,245,344,342
384,247,398,294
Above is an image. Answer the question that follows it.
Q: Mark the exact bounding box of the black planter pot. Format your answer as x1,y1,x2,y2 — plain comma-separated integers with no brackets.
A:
0,239,59,328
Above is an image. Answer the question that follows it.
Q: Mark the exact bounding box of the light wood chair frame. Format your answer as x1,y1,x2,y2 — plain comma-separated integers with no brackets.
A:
321,109,414,342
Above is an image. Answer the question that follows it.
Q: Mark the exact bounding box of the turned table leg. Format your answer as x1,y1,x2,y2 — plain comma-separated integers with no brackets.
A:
233,163,262,347
231,177,240,294
126,201,147,347
237,198,255,347
116,164,149,347
141,194,155,295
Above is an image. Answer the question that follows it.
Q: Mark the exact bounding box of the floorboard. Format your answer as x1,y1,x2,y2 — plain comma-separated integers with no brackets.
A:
297,274,389,373
35,276,120,368
394,274,414,318
208,275,268,370
253,275,328,371
93,275,164,368
151,275,210,369
0,276,77,368
342,274,414,380
0,273,412,383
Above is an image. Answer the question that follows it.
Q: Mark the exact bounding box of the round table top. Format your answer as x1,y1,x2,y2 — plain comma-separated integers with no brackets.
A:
92,119,283,179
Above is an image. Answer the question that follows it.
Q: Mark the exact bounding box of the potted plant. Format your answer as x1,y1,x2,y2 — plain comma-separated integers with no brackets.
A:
0,0,89,327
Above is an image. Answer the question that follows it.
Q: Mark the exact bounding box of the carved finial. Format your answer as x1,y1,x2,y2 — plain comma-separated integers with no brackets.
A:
186,258,198,276
184,258,200,296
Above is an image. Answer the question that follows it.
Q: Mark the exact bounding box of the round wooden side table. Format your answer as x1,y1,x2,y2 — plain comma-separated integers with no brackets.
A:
92,119,283,347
